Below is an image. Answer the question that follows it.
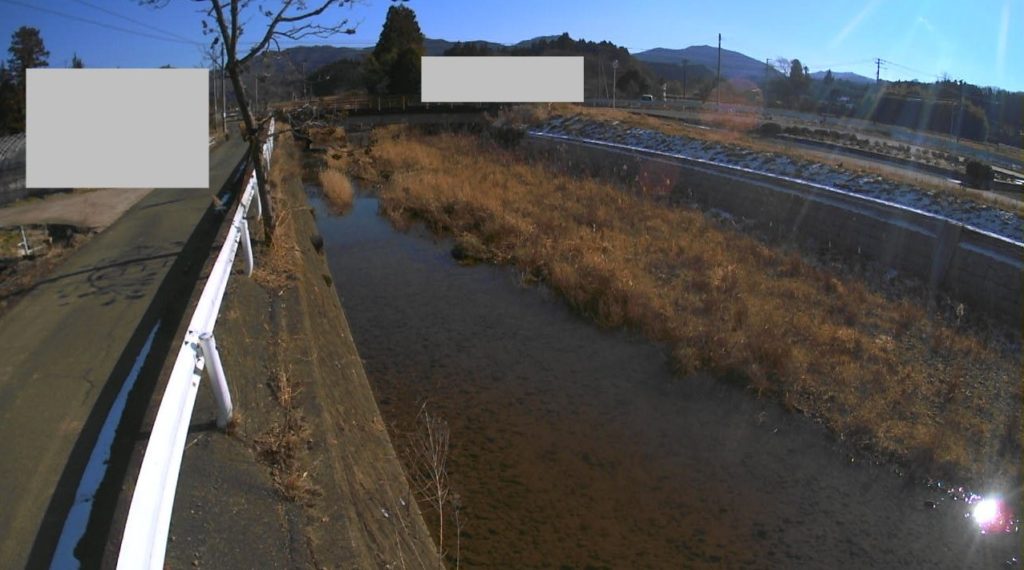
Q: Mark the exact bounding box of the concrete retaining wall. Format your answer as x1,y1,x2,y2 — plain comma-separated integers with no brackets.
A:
525,134,1023,326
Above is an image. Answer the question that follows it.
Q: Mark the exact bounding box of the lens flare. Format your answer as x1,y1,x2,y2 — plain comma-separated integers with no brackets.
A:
969,496,1018,534
973,498,1000,527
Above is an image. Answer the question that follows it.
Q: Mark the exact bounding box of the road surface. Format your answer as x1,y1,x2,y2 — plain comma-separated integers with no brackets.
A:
0,136,248,569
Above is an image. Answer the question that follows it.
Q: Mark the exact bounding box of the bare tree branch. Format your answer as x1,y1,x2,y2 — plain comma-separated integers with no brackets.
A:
143,0,361,240
237,0,355,67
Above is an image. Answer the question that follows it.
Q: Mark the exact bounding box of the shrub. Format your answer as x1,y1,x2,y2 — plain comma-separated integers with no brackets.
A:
964,160,993,189
757,122,783,137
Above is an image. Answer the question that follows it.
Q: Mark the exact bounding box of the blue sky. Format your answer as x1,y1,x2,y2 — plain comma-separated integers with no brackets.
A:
0,0,1020,91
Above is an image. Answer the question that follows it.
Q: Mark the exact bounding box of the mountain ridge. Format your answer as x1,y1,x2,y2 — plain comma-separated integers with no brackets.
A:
809,70,874,84
632,45,776,82
255,37,886,90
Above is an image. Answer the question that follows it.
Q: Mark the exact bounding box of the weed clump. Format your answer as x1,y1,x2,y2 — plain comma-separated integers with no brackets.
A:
319,168,354,213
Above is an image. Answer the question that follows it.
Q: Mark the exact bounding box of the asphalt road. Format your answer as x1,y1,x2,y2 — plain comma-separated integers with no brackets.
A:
0,136,248,569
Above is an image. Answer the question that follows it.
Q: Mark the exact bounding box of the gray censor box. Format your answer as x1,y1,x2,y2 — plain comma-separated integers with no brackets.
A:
26,69,208,188
421,56,584,102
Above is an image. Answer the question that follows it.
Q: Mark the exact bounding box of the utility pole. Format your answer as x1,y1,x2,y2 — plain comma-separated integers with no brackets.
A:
764,58,771,109
682,58,688,98
612,59,619,109
875,57,882,83
211,63,218,133
221,44,227,134
955,79,965,141
302,62,307,101
716,33,722,110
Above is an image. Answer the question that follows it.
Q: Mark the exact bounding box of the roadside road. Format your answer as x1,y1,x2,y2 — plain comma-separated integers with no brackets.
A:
0,136,248,569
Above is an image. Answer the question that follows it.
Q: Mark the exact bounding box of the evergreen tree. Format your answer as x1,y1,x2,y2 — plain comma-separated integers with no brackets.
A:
788,59,807,94
364,4,424,94
7,26,49,86
1,27,48,133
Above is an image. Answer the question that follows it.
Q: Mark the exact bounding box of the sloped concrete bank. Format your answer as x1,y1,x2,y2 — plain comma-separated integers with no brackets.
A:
525,134,1023,328
102,143,438,568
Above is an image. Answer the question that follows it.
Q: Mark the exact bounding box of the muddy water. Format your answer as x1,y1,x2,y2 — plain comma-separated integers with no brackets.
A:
310,190,1019,569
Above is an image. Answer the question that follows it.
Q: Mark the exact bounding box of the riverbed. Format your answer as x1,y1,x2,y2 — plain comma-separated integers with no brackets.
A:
310,188,1019,569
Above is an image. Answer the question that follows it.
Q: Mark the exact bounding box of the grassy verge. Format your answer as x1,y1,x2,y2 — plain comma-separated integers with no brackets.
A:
362,126,1019,485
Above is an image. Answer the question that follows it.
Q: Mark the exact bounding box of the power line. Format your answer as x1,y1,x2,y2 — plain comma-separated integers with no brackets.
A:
0,0,203,46
7,0,375,53
802,59,874,71
882,59,946,81
70,0,198,44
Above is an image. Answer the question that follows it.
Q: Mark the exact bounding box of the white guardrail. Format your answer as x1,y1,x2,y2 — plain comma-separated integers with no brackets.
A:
116,119,275,569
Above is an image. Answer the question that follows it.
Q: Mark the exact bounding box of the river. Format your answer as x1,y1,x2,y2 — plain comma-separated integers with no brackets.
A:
310,187,1019,569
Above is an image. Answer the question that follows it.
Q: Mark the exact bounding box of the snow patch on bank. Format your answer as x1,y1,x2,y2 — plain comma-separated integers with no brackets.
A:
533,116,1022,243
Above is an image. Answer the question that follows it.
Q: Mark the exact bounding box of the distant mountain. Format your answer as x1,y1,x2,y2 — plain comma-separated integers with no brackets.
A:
246,45,369,103
423,38,454,56
634,46,775,82
253,37,505,71
254,45,368,75
424,38,510,55
810,70,874,85
643,61,715,86
512,35,562,49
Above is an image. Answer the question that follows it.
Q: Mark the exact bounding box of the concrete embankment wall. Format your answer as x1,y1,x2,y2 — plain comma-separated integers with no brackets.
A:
526,135,1023,326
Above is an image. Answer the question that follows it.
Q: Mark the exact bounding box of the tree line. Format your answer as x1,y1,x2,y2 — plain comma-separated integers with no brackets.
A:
763,59,1022,145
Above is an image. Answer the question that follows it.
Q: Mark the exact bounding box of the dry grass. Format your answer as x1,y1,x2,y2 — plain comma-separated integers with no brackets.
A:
0,227,87,319
308,125,346,147
319,168,354,213
247,128,322,503
369,127,1020,484
253,125,302,291
254,405,322,505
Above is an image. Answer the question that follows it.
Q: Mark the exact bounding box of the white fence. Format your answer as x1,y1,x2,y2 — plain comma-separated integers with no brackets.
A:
116,119,275,570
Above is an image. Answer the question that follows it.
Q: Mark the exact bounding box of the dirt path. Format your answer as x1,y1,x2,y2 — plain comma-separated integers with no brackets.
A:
0,189,154,231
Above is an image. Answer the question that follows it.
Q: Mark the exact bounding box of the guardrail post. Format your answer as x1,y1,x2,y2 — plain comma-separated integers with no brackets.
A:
198,332,233,429
239,218,254,277
18,225,32,257
251,178,262,220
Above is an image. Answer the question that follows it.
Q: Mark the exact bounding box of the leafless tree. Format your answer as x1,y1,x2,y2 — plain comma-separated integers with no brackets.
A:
146,0,355,240
771,56,792,76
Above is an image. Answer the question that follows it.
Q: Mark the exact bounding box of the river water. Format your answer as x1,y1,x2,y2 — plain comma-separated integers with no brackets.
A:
310,188,1019,569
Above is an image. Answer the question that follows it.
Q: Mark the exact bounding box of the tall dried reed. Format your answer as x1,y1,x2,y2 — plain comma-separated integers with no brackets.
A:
370,127,1019,484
